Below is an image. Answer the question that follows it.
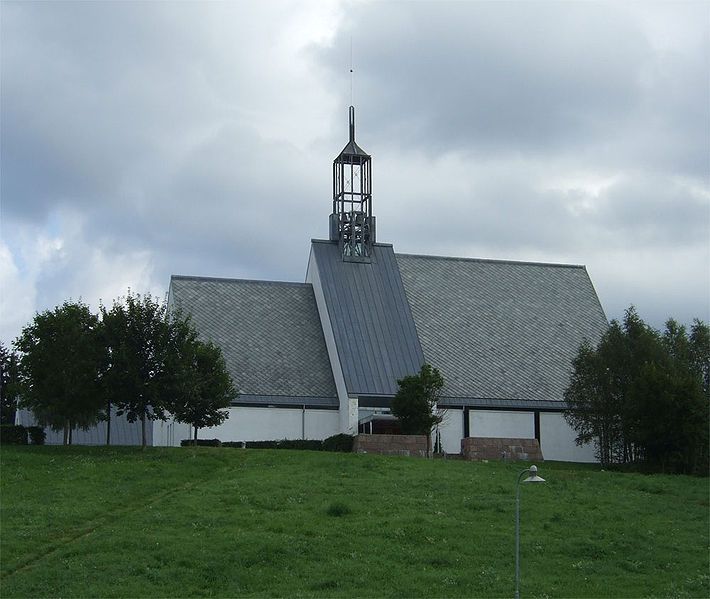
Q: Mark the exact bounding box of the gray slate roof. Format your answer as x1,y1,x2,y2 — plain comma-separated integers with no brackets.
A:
396,254,608,404
169,276,337,405
310,240,425,396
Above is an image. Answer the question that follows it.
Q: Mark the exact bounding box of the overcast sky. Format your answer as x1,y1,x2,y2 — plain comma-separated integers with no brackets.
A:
1,0,708,343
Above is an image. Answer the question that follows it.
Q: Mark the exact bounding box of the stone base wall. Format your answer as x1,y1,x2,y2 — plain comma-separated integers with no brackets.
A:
354,434,428,457
461,437,543,462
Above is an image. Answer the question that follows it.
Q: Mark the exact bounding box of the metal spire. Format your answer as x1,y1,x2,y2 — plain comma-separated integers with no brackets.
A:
349,105,355,142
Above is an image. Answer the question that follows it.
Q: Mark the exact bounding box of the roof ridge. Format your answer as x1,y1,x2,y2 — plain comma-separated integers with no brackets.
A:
170,274,310,288
311,238,394,248
395,252,586,270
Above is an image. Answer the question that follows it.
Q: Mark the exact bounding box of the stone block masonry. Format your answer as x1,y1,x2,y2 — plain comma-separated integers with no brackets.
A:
461,437,543,462
354,434,428,457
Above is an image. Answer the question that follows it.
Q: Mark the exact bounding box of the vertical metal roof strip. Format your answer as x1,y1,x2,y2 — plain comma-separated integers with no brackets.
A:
321,246,369,391
311,241,424,396
348,257,394,392
345,261,387,390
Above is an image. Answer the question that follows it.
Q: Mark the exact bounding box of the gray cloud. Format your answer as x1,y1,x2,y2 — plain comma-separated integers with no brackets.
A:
315,1,708,178
1,0,708,343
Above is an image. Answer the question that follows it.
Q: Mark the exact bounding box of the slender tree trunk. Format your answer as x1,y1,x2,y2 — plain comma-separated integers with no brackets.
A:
106,399,111,446
141,412,146,449
194,424,198,446
63,421,69,446
68,423,73,446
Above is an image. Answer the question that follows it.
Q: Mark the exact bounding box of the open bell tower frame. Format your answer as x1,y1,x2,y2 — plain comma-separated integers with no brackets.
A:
329,106,375,262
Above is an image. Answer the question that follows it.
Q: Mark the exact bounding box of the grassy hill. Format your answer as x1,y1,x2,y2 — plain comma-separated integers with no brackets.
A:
1,446,707,598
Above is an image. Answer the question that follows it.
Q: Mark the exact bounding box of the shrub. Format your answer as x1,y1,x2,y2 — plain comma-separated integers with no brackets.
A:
322,433,354,452
0,424,28,445
236,440,323,450
186,438,351,451
243,440,279,449
27,426,46,445
276,439,323,451
180,438,222,447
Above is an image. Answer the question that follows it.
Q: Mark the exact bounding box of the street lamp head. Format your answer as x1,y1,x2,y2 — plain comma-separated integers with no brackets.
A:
523,464,546,484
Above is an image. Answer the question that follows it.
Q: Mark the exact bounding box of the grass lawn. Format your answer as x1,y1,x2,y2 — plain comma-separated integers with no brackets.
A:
0,446,708,598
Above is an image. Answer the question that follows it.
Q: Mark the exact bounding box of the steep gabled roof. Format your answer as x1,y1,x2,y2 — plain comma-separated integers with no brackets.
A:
169,275,337,404
309,240,425,396
396,254,608,404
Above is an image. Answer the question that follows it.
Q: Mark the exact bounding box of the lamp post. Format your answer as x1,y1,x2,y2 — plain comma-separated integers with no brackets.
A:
515,464,545,599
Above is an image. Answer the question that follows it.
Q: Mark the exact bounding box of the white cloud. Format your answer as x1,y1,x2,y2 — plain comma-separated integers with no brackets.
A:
0,241,38,343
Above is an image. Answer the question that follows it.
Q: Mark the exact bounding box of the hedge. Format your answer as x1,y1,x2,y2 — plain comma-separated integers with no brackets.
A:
181,434,354,452
0,424,28,445
322,433,354,452
180,439,222,447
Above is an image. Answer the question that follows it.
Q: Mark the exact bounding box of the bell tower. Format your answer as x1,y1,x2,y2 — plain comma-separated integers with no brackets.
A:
329,106,375,262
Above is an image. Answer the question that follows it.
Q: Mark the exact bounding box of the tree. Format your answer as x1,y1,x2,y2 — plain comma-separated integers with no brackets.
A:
14,301,105,444
391,363,445,456
169,338,237,444
689,319,710,396
564,306,709,474
101,292,177,448
1,341,20,425
563,339,620,468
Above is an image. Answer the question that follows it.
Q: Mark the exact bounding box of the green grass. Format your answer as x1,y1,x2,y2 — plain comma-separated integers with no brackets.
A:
1,447,708,598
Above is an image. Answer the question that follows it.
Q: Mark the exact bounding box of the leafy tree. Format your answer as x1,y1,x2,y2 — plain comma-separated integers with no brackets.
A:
169,338,236,444
14,302,105,444
565,306,709,474
1,341,20,425
391,364,445,456
564,338,619,467
101,292,176,448
689,319,710,396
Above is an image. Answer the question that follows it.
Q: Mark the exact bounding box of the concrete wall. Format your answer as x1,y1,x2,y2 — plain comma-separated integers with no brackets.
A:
539,412,596,463
154,406,340,447
437,408,464,454
470,410,535,439
18,407,150,446
153,418,191,447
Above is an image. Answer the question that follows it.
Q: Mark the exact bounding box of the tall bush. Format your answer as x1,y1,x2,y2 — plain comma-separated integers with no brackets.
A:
565,307,709,474
391,364,444,457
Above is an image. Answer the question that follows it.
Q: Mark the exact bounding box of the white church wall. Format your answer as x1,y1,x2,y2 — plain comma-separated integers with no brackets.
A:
153,419,191,447
437,408,464,454
540,412,596,463
156,407,339,446
470,410,535,439
303,408,341,440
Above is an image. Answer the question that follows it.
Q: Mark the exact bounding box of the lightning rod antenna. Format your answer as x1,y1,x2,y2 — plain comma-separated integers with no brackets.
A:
350,35,354,106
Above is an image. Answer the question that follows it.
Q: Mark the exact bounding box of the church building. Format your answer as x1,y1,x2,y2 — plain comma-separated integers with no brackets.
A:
156,107,608,461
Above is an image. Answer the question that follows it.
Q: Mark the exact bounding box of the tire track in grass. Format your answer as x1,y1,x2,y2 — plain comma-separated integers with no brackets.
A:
1,465,234,580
